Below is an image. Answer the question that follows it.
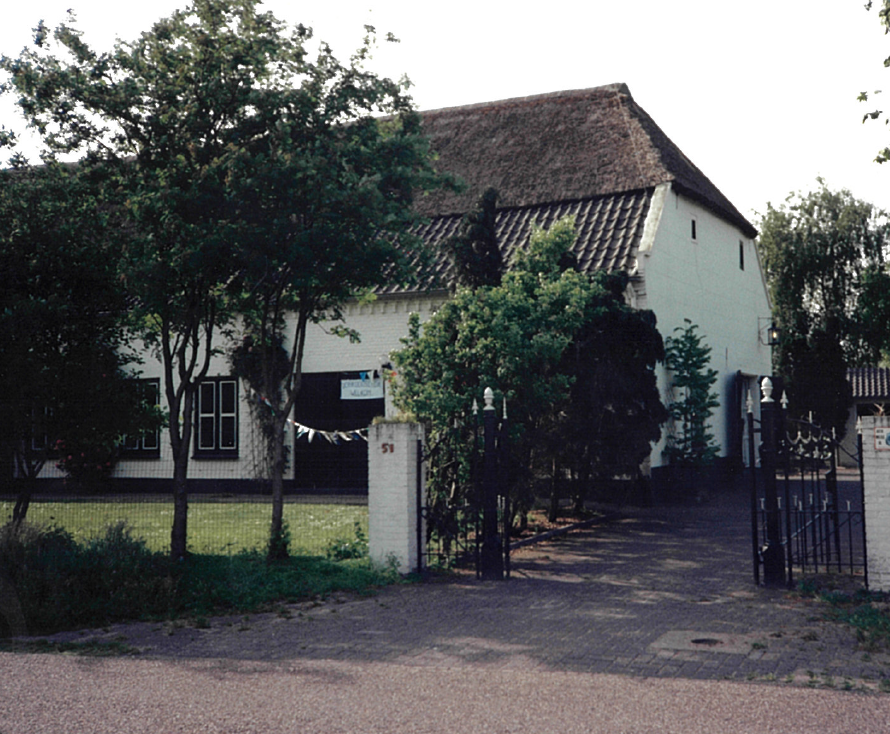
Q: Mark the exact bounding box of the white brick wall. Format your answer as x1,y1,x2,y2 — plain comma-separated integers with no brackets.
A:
641,186,772,466
368,422,425,574
861,416,890,591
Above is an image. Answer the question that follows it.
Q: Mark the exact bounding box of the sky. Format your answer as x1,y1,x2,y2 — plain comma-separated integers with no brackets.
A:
1,0,888,226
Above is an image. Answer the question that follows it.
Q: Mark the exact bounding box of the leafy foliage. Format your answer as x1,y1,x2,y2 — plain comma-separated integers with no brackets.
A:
0,163,158,517
442,187,503,289
557,277,667,509
1,0,449,558
214,21,452,559
663,320,720,469
325,521,369,561
860,1,890,163
757,182,889,434
0,519,395,637
393,217,666,525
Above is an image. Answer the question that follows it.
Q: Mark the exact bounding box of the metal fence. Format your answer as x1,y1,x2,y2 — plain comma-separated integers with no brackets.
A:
0,492,368,557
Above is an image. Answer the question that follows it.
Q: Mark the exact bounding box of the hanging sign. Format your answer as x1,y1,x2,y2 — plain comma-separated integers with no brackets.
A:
341,373,384,400
875,426,890,451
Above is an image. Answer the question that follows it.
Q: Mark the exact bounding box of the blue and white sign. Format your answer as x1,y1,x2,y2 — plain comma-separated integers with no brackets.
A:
875,427,890,451
341,375,384,400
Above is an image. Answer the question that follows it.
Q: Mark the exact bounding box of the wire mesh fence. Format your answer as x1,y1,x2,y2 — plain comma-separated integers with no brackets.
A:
0,493,368,557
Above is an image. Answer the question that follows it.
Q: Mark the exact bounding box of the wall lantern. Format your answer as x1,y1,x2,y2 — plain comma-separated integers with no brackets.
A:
758,318,781,347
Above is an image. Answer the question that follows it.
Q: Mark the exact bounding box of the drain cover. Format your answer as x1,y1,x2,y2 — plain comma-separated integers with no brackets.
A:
651,630,759,654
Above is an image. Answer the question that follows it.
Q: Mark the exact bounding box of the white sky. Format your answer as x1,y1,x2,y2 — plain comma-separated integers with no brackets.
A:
2,0,888,226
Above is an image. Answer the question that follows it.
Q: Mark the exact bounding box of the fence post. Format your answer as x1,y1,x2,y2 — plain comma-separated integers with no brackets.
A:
760,377,786,587
747,389,760,586
368,421,425,574
857,419,869,590
479,387,505,580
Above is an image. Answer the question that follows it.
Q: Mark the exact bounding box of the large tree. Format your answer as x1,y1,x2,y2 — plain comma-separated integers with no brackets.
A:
3,0,429,558
757,181,890,434
392,217,666,529
0,162,152,523
556,276,667,514
221,28,450,559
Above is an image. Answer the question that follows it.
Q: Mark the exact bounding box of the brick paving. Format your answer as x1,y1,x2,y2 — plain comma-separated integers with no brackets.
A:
56,476,890,692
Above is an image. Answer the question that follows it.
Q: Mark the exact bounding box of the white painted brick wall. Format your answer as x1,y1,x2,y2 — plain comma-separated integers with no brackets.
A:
861,416,890,591
368,422,425,574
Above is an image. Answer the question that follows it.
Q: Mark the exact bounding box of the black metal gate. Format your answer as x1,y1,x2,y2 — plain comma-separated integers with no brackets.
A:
749,380,868,589
418,392,511,578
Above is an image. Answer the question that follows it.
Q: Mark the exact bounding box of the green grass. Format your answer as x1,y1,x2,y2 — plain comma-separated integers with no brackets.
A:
0,498,367,556
0,520,397,638
796,582,890,652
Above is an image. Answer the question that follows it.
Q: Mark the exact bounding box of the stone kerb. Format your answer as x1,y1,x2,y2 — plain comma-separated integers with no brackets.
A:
861,415,890,591
368,421,425,574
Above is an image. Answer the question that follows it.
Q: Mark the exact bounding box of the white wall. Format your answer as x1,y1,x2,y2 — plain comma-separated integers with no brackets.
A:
861,415,890,591
638,184,773,467
37,187,773,481
34,295,447,483
300,293,447,374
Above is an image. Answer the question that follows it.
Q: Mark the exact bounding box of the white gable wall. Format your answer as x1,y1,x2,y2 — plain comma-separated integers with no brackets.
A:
638,184,772,467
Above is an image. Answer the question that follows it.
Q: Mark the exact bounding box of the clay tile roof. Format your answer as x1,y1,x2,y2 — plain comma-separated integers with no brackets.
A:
847,367,890,400
377,189,652,295
415,83,756,239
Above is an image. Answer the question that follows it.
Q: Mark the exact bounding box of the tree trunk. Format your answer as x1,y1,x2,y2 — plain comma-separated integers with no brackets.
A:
548,459,560,523
12,483,32,525
267,414,289,560
170,452,189,561
11,453,39,525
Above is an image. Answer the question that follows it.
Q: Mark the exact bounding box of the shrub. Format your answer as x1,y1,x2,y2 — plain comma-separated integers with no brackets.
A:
0,521,173,635
0,519,394,638
325,521,369,561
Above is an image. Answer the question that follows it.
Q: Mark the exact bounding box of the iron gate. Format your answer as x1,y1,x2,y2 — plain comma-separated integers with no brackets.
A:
418,393,511,578
750,381,868,588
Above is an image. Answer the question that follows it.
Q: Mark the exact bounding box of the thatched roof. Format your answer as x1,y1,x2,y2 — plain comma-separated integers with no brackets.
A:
415,83,756,239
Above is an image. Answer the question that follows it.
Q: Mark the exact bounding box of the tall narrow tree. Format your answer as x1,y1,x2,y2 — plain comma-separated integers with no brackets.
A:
223,30,451,558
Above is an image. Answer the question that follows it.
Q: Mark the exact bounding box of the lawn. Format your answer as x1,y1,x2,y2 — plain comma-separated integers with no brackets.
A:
0,497,368,556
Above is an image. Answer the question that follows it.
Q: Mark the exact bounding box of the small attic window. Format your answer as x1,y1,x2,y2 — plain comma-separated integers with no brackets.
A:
739,240,745,270
690,219,697,240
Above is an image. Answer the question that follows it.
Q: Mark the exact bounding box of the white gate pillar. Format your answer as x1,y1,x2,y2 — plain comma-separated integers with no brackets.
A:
861,415,890,591
368,421,425,574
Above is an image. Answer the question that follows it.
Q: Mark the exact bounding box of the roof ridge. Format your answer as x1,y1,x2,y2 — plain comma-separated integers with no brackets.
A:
419,83,631,117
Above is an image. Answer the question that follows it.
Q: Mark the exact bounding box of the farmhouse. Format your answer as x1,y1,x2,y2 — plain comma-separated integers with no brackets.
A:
38,83,774,493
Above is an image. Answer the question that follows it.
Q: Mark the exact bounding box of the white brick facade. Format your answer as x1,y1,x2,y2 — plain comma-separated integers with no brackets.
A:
368,422,425,573
861,416,890,591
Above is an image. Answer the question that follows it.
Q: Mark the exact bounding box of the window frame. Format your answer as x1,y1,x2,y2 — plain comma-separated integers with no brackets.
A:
120,378,162,458
194,376,239,459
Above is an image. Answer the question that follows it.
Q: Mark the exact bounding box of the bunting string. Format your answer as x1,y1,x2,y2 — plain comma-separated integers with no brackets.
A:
247,389,368,444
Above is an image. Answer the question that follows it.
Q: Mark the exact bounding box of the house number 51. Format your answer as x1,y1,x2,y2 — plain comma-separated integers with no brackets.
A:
381,443,395,453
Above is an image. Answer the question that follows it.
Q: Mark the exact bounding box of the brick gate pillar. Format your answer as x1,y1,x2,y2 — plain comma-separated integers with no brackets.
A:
368,421,425,574
861,415,890,591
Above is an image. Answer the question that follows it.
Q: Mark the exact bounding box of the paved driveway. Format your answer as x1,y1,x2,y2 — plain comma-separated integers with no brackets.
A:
2,480,889,733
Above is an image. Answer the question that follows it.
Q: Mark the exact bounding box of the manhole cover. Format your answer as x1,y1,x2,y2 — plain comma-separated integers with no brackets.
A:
652,630,760,654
